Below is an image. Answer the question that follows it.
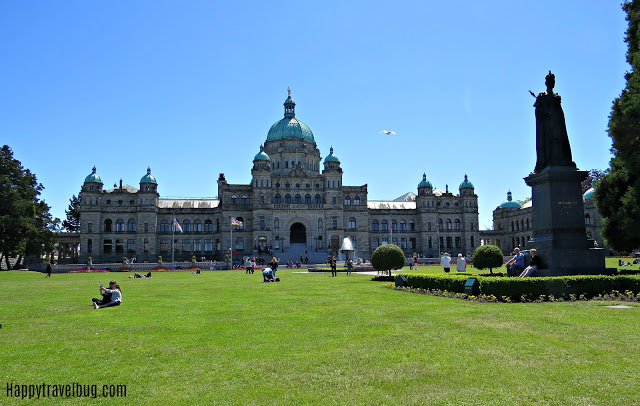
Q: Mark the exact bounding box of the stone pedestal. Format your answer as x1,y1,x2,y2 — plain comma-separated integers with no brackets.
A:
524,166,609,276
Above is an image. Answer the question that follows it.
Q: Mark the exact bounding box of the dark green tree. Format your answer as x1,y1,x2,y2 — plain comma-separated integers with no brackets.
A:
594,1,640,251
471,245,504,275
0,145,58,269
370,244,406,276
62,194,81,232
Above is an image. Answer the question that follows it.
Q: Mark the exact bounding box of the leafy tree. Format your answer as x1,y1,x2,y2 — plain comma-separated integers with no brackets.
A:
0,145,58,269
471,245,504,275
371,244,405,276
581,169,604,193
594,1,640,251
63,194,81,232
517,197,532,205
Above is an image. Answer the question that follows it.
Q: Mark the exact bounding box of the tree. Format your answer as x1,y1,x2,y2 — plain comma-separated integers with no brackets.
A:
594,1,640,251
471,245,504,275
62,194,81,232
370,244,405,276
581,169,605,193
517,197,532,205
0,145,58,269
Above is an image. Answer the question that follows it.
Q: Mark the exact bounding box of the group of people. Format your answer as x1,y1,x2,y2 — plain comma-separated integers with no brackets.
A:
130,272,152,278
618,259,639,266
244,257,258,274
91,280,123,309
440,253,467,273
506,247,541,277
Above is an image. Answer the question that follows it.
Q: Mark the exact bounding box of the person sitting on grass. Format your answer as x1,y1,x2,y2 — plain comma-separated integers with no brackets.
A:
519,249,541,277
262,267,274,282
93,282,122,309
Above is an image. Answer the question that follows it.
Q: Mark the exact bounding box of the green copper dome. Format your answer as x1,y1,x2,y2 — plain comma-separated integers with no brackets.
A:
254,145,270,161
324,147,340,162
459,174,474,189
418,173,433,188
266,90,315,143
84,166,102,183
499,191,521,209
140,167,157,184
583,187,595,200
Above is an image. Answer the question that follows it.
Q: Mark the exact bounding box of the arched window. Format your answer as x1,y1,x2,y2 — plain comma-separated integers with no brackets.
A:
305,194,311,204
454,219,461,230
231,195,238,205
471,236,475,247
315,194,322,204
526,218,530,229
295,194,301,204
381,220,388,231
241,195,248,205
159,220,168,232
516,221,520,231
104,219,113,232
193,220,202,232
274,217,280,230
409,220,415,231
274,193,281,203
584,213,591,225
127,219,136,232
511,221,515,232
446,219,452,230
236,217,244,230
318,218,323,230
399,220,406,231
116,219,125,232
285,194,292,204
344,196,351,206
371,220,379,231
354,196,360,206
216,219,220,231
183,220,191,232
204,220,213,232
520,219,524,230
348,217,356,229
391,220,397,231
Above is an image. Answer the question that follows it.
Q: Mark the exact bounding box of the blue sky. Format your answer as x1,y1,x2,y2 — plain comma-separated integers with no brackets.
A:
0,1,628,229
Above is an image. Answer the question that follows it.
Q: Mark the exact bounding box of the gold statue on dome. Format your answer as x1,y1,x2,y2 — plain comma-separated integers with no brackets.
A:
288,86,291,96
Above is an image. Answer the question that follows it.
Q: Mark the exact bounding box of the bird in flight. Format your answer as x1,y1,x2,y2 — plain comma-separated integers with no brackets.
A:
379,130,396,135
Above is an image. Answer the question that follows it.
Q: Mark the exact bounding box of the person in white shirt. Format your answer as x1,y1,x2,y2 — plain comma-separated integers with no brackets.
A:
456,253,466,272
441,253,451,273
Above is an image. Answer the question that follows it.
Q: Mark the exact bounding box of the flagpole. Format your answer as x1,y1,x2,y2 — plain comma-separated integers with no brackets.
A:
172,226,175,265
230,219,233,269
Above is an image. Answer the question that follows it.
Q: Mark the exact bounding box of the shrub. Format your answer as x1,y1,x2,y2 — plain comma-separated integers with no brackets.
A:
402,273,468,293
472,245,504,274
372,275,395,282
371,244,405,276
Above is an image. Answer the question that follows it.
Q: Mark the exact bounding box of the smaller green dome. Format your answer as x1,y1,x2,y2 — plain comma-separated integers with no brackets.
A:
140,167,157,184
418,173,433,188
583,187,595,200
84,166,102,183
499,191,521,209
459,174,474,189
254,145,270,161
324,147,340,163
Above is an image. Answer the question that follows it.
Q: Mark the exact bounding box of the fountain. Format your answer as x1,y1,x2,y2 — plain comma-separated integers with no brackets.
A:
340,237,355,264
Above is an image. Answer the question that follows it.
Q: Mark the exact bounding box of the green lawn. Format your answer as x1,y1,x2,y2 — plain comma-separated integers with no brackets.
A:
1,268,639,405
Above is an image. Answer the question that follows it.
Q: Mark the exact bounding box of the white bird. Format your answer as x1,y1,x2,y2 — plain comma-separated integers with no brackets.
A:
379,130,396,135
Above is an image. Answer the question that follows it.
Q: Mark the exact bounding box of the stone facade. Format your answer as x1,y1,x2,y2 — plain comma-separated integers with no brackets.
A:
77,93,479,264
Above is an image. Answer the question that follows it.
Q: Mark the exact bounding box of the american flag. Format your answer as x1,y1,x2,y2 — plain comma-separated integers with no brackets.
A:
173,218,183,233
231,217,243,226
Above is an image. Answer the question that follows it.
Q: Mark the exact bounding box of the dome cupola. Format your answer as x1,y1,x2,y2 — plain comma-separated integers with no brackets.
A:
418,173,433,188
583,187,595,200
253,144,270,161
266,88,315,143
499,191,522,209
140,167,157,184
459,174,474,189
324,147,340,163
84,166,102,183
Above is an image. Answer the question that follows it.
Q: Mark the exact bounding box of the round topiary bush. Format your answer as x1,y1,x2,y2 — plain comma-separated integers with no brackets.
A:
472,245,504,275
371,244,406,276
473,245,504,273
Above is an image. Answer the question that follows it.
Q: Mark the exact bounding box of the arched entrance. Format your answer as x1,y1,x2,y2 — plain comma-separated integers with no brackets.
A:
290,223,307,243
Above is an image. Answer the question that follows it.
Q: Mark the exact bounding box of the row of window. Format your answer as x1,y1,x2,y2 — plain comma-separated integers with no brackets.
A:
371,219,475,232
231,194,364,206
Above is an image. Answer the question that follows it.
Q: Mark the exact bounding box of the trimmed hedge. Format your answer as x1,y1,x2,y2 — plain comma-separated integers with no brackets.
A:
398,274,640,301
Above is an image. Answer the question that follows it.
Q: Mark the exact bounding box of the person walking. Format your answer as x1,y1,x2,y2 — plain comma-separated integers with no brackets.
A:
330,255,337,277
456,253,466,272
441,253,451,273
46,262,52,278
346,259,353,275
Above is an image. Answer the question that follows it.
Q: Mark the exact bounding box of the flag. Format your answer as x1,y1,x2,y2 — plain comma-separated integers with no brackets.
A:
436,223,440,234
173,218,183,233
231,217,243,226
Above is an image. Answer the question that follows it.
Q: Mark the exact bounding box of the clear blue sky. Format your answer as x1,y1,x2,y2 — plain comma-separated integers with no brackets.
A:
0,1,628,229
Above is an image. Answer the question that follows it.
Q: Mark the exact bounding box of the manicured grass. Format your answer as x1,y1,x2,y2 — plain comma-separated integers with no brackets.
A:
1,269,639,405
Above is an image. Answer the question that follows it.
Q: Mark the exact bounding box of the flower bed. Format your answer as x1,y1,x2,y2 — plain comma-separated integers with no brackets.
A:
67,269,111,273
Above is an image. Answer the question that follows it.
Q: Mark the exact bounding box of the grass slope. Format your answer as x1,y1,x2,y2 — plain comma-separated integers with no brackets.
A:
1,269,639,405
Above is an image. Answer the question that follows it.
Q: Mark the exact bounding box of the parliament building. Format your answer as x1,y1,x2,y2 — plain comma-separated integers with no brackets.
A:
77,91,480,264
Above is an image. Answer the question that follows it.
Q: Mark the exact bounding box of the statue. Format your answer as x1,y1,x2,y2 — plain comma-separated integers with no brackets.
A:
532,71,575,173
